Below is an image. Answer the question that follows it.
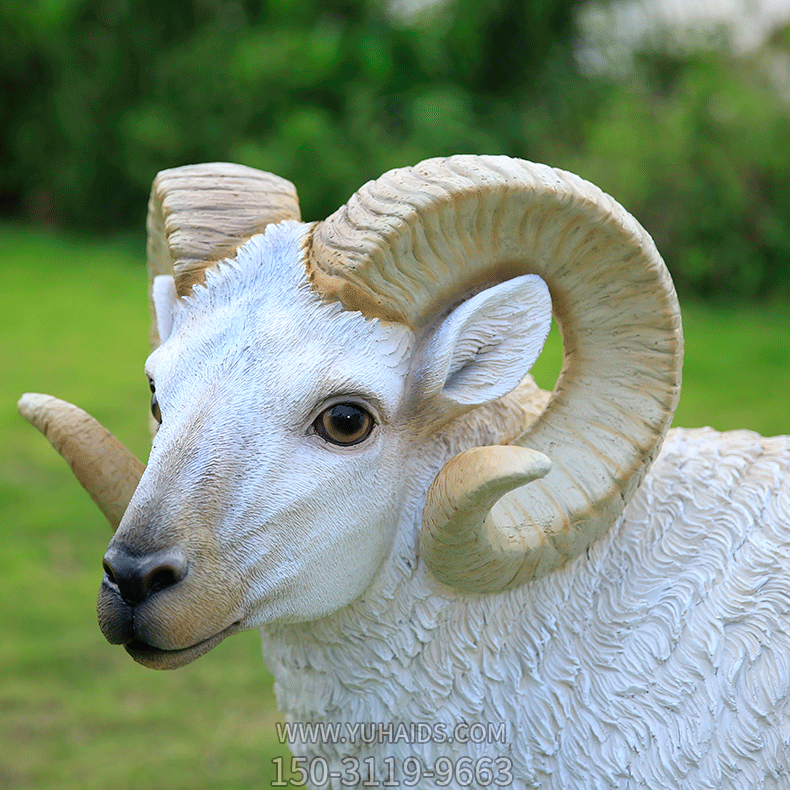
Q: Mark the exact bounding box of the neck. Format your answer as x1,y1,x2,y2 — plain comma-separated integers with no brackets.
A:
259,540,447,720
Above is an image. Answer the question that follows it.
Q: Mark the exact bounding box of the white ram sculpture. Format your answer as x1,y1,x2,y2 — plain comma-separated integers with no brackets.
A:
19,156,790,789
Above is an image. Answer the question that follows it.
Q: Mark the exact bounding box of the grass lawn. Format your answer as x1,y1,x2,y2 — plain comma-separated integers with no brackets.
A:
2,224,788,789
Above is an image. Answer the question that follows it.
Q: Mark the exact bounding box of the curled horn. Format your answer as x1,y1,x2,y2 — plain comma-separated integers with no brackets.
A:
20,163,301,527
309,155,683,593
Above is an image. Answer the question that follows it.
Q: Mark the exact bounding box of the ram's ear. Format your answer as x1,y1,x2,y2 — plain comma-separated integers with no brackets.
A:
414,274,551,406
151,275,177,345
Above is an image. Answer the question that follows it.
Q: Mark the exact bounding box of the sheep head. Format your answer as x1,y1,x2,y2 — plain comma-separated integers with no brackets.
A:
19,157,683,669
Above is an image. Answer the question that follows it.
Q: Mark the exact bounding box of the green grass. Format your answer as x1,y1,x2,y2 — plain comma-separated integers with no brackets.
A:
2,224,788,789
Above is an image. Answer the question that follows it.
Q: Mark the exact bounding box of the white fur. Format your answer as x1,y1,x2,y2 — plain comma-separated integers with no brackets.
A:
145,223,417,623
142,222,790,789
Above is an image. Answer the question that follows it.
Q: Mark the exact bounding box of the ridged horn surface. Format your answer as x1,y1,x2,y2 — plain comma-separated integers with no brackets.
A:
18,393,144,530
309,155,683,592
147,162,301,347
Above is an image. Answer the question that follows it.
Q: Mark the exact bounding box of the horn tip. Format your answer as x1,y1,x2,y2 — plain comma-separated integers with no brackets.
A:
509,446,552,482
17,392,55,426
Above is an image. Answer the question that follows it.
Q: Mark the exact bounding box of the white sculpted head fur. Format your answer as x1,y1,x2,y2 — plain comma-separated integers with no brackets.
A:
137,222,418,627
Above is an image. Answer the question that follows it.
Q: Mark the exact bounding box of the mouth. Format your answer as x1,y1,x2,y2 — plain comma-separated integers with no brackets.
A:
124,621,242,670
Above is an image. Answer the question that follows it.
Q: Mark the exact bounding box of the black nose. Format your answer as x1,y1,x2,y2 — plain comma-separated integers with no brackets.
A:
102,544,188,605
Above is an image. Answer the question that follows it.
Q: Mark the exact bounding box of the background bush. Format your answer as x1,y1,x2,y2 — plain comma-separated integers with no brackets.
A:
2,0,789,299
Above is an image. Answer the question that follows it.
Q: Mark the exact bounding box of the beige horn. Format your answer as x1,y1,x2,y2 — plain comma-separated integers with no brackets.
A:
20,163,302,527
18,393,144,530
309,155,683,593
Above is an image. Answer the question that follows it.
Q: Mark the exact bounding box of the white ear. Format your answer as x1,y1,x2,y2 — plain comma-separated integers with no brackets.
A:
152,275,177,344
415,274,551,406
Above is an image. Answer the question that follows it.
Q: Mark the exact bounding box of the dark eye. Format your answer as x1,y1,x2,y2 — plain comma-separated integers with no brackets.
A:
313,403,375,446
149,380,161,424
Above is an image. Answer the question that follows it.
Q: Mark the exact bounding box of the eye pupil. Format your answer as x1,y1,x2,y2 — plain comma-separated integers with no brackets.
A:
315,403,374,446
329,404,363,435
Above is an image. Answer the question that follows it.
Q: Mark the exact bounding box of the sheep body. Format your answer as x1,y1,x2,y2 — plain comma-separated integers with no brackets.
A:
264,426,790,789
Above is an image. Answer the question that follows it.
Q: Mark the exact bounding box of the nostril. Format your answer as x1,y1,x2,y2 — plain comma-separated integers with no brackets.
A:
102,545,188,606
146,567,176,595
144,559,187,597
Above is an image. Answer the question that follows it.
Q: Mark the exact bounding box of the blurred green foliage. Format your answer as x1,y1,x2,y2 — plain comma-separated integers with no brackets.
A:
559,35,790,300
2,0,789,299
